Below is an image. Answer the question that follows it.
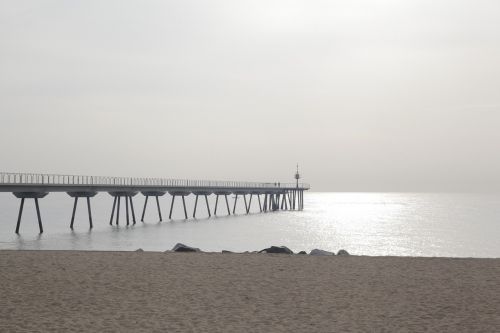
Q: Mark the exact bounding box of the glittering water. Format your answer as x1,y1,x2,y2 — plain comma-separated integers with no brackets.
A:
1,192,499,257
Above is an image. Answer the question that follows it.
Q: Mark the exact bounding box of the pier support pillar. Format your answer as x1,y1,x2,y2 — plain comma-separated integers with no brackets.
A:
193,195,199,218
116,196,121,225
168,191,191,220
35,198,43,233
297,191,300,210
169,195,176,219
110,196,117,225
233,194,238,214
140,191,166,222
205,195,211,217
243,194,248,214
67,192,97,230
214,195,219,215
70,197,78,229
214,192,231,216
225,194,231,215
182,196,188,219
13,192,48,234
15,198,25,234
87,197,93,228
192,193,211,218
126,195,130,225
129,196,136,224
155,196,162,221
141,196,148,222
300,190,304,210
246,194,253,214
258,194,262,212
108,192,138,226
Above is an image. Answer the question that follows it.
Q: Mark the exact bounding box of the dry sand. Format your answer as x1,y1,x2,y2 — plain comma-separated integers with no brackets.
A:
1,251,499,332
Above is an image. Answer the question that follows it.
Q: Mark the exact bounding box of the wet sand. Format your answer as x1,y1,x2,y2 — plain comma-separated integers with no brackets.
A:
1,250,499,332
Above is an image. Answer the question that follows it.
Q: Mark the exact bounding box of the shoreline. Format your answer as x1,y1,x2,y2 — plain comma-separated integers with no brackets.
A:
2,248,500,259
1,250,500,332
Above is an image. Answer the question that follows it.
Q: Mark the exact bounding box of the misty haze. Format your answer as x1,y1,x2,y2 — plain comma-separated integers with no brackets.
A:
1,1,500,191
1,1,500,332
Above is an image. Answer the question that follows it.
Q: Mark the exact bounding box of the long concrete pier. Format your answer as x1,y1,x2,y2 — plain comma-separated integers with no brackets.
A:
0,172,310,234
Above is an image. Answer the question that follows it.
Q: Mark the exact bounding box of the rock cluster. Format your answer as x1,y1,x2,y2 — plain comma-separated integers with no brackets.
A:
161,244,350,255
310,249,334,256
258,246,294,254
172,243,201,252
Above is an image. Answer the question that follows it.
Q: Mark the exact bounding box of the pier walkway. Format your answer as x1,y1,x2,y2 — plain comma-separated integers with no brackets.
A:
0,172,310,233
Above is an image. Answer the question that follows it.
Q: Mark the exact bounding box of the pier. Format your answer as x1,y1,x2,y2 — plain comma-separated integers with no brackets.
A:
0,171,310,233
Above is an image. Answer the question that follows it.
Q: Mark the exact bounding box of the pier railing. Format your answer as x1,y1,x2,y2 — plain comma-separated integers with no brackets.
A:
0,172,310,190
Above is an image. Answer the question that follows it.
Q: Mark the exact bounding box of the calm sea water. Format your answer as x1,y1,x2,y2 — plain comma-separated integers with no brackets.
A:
1,192,499,257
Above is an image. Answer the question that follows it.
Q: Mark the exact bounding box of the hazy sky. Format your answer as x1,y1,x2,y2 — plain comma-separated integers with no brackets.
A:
1,0,500,191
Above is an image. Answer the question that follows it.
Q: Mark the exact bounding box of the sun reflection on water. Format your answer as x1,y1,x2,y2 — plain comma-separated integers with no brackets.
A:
1,192,500,257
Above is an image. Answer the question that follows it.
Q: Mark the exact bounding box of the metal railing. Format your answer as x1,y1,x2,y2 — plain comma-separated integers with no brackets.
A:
0,172,310,190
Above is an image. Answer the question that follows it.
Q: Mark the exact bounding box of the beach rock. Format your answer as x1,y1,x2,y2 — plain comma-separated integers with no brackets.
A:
172,243,201,252
222,250,233,254
135,248,144,252
310,249,334,256
337,249,350,256
298,251,308,255
258,246,294,254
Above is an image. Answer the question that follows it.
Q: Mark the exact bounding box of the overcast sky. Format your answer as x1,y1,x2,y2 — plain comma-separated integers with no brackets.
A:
1,0,499,191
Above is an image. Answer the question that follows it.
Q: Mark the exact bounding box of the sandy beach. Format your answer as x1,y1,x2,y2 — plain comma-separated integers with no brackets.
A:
1,251,499,332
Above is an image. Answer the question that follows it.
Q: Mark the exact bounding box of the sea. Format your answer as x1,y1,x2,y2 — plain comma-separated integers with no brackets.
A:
1,192,499,258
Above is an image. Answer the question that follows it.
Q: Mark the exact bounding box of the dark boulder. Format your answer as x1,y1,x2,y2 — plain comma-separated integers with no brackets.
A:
258,246,294,254
298,251,308,255
172,243,201,252
222,250,233,254
337,249,350,256
310,249,334,256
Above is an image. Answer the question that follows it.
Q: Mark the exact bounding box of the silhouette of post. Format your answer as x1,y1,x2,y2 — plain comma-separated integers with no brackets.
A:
13,192,48,234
